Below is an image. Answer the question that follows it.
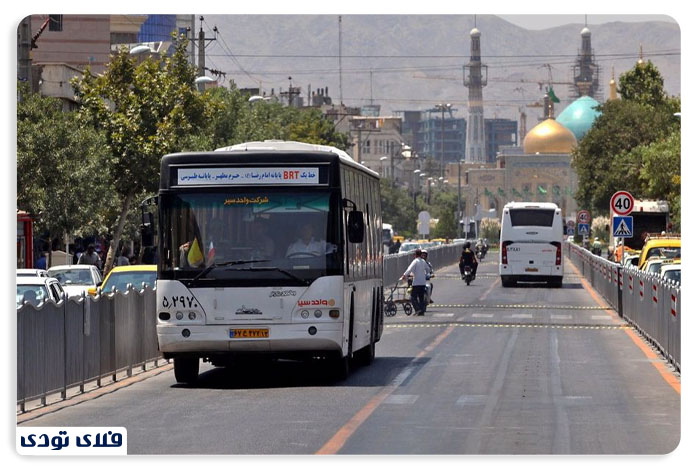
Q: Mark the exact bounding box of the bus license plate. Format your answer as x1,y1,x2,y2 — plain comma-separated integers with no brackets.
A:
525,267,539,272
230,329,269,339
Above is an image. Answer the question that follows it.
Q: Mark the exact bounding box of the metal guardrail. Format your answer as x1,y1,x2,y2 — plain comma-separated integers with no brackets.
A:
383,244,462,287
566,243,680,371
17,285,160,412
16,245,463,411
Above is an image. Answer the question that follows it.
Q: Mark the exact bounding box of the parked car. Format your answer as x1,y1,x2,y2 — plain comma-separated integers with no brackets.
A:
398,242,421,254
88,265,157,296
622,254,640,268
47,265,103,297
638,236,680,270
16,269,48,278
17,276,65,308
642,258,667,275
452,238,467,244
660,263,681,284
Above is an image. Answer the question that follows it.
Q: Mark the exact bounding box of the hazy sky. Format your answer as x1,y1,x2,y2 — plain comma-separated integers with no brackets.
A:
498,14,678,30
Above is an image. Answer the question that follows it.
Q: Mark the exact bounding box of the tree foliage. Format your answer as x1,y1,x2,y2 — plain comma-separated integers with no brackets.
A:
571,61,680,222
72,37,214,272
17,86,108,263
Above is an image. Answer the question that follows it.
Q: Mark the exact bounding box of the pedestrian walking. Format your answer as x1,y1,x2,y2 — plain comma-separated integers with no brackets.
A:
77,244,102,269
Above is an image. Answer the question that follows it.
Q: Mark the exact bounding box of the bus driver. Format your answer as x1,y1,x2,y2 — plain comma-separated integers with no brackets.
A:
286,224,326,257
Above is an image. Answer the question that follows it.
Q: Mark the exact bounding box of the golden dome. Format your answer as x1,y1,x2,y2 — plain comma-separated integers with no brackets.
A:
523,119,577,154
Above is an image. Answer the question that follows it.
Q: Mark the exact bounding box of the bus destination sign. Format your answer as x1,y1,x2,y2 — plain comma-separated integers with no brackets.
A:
177,167,320,185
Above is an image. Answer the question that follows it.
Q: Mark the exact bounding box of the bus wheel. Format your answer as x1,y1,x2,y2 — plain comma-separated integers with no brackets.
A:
332,353,350,381
356,339,375,366
174,357,199,384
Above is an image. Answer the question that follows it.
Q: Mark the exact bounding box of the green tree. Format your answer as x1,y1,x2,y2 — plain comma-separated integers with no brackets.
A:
17,86,108,266
430,189,458,239
618,61,667,108
379,178,418,237
571,98,679,214
72,37,214,273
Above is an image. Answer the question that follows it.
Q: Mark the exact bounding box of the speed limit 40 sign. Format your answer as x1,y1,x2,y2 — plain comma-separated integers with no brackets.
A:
611,191,635,216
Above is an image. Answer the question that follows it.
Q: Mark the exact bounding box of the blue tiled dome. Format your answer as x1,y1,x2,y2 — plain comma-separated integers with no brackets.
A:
556,96,601,140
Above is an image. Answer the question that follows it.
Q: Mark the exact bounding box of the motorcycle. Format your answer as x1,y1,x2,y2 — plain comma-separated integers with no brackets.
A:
462,265,473,286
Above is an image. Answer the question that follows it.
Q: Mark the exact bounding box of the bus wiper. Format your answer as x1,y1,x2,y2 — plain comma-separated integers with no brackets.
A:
235,266,311,285
192,259,270,282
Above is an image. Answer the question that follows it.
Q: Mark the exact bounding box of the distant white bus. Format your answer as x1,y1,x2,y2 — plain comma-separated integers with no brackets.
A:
382,223,394,254
499,202,564,288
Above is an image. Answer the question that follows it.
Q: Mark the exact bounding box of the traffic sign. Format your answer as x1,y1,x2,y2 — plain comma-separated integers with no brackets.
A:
577,210,591,225
578,223,590,236
612,216,633,238
567,227,575,236
610,191,634,216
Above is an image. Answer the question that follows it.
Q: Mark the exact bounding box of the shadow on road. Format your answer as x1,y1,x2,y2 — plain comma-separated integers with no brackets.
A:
173,356,419,390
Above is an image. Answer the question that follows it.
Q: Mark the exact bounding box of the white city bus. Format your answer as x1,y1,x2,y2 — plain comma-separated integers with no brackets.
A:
152,141,383,383
499,202,564,288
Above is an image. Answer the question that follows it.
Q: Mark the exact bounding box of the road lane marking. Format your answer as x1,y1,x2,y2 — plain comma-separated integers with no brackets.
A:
432,313,455,318
591,315,613,320
510,314,533,319
566,258,680,395
480,277,501,301
429,304,608,310
456,395,488,406
384,394,419,405
316,324,456,454
385,323,632,330
550,314,572,320
472,313,494,318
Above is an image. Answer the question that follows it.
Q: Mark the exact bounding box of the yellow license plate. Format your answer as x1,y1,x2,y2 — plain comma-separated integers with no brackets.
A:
525,268,539,272
230,328,269,339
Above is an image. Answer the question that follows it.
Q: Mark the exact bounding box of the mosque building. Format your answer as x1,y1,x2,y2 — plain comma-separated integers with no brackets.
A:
449,24,609,230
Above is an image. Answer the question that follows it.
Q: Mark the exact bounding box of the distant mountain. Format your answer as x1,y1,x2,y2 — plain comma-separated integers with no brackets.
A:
204,14,680,122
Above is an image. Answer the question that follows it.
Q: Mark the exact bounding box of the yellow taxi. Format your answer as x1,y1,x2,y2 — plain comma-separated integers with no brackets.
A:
88,265,157,296
637,235,680,270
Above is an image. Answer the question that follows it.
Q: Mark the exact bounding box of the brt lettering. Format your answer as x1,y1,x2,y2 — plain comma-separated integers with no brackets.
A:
284,170,300,180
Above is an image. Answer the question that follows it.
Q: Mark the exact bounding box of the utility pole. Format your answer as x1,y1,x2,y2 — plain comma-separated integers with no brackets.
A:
338,16,343,105
17,17,32,88
457,160,462,237
192,16,217,92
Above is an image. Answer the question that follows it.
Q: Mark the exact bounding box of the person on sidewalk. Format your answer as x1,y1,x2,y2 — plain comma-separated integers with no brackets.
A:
400,249,429,316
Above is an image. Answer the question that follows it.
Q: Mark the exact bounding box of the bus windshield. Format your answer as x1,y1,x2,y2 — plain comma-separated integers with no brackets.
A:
160,190,342,282
509,209,555,227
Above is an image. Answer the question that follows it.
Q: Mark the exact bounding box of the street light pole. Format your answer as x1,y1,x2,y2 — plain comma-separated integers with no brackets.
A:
457,159,462,237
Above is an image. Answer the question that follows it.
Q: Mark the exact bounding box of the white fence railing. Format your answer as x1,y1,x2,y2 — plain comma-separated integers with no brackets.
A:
566,243,680,371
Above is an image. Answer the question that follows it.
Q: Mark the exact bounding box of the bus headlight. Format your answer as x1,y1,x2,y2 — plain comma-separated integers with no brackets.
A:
314,310,322,318
301,310,309,319
176,312,184,320
188,312,196,320
329,309,340,319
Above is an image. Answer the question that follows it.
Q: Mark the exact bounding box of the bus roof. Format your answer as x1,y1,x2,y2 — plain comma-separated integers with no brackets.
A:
215,140,378,177
503,202,560,210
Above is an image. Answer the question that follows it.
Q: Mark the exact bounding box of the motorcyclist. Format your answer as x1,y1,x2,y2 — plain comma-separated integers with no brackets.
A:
475,238,486,260
459,242,478,281
422,250,434,303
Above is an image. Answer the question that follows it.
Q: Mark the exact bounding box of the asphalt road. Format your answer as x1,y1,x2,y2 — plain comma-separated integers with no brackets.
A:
18,256,681,454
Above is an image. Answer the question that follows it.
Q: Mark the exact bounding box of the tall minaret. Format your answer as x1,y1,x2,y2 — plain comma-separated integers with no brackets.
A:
609,67,618,100
571,24,600,99
464,24,487,163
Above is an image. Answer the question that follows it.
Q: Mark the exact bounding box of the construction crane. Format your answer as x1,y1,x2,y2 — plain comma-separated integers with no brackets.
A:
412,73,573,91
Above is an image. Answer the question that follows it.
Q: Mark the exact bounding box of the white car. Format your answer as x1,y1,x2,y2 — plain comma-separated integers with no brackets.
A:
660,264,681,284
643,258,667,275
452,238,467,244
16,268,48,277
398,242,421,254
47,265,103,297
17,276,65,308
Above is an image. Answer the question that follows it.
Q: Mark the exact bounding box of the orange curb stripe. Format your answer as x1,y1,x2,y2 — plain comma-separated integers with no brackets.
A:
17,363,174,424
316,325,456,455
567,257,680,395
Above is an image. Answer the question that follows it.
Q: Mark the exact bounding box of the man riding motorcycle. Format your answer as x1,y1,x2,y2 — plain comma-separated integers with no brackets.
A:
459,242,478,281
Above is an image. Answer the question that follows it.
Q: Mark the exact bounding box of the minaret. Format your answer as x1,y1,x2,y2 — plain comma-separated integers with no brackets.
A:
609,67,618,100
571,25,601,99
463,25,487,163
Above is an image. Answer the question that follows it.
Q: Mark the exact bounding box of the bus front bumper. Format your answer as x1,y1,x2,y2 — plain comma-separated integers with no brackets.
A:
157,322,344,355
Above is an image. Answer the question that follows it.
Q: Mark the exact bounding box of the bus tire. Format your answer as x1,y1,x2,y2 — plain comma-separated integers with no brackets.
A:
550,277,563,288
174,357,199,384
356,339,375,366
333,353,350,381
